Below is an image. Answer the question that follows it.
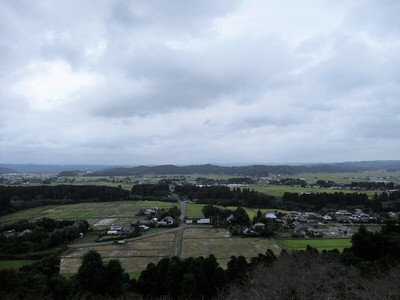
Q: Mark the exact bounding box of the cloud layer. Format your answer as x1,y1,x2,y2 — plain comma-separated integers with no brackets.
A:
1,0,399,165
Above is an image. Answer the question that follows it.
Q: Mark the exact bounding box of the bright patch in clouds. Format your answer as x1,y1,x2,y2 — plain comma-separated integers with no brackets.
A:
12,61,101,111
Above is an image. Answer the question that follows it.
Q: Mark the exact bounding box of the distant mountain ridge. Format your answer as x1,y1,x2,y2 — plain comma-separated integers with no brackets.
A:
1,160,399,176
88,160,400,176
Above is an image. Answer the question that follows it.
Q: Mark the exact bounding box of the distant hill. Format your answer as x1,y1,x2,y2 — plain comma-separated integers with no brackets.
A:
334,160,400,172
87,161,400,177
2,161,399,176
0,164,116,173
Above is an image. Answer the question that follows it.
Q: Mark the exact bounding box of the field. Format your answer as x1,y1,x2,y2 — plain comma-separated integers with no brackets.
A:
0,200,178,226
251,185,380,198
181,228,281,268
295,171,400,185
185,203,226,218
0,200,374,276
0,260,36,270
279,238,352,252
60,227,282,274
61,231,176,274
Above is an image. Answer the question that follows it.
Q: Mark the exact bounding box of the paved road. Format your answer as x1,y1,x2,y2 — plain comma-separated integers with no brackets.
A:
68,227,180,248
171,199,186,256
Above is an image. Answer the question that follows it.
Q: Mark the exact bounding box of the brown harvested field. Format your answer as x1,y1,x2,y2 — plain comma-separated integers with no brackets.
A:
60,232,176,274
181,227,282,268
183,227,230,239
60,228,282,274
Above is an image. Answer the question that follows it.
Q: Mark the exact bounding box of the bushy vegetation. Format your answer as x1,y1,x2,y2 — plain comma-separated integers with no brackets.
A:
0,218,89,259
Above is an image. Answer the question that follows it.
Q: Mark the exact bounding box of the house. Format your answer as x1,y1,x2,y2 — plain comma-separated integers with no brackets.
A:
2,229,16,238
138,220,152,226
109,226,122,231
265,212,277,219
306,227,323,237
226,214,234,222
162,216,174,224
122,225,137,234
157,216,174,227
293,224,307,236
144,207,159,215
335,210,351,223
197,218,211,224
252,222,266,230
243,228,259,236
107,230,120,235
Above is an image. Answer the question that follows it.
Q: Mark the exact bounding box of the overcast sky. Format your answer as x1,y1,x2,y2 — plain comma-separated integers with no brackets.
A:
0,0,399,165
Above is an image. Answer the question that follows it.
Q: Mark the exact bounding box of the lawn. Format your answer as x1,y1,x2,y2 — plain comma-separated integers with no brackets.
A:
185,203,225,218
279,238,352,252
0,260,36,270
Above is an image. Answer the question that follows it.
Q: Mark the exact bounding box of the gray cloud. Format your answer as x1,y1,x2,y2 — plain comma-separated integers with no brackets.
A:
1,0,399,164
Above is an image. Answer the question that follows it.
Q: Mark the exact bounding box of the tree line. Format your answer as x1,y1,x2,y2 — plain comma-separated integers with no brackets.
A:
0,185,130,215
282,191,400,211
174,185,276,207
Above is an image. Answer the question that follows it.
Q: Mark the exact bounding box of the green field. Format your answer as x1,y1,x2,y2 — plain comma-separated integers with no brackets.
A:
279,238,352,252
0,200,178,226
185,204,207,218
296,171,400,185
185,203,226,218
0,260,36,270
185,203,288,219
61,228,283,274
251,185,380,198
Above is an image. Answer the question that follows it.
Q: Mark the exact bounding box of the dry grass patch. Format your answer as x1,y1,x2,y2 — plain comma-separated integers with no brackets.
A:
183,228,230,239
60,231,176,274
180,228,281,265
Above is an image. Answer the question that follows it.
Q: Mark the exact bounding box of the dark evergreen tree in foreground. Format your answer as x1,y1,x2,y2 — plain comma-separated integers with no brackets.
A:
136,255,227,299
74,250,131,298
